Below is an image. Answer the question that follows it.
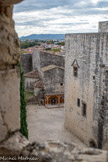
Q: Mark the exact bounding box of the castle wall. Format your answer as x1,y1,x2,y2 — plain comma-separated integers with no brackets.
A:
33,50,64,72
99,21,108,32
40,51,64,68
20,54,32,74
65,32,108,148
102,68,108,150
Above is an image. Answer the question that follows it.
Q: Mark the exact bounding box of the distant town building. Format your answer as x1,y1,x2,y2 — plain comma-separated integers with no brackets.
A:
20,49,65,108
24,70,40,91
33,49,65,108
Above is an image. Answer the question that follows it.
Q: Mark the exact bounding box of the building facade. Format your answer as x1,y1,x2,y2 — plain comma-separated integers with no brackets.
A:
24,70,40,91
41,65,64,94
65,21,108,149
33,50,65,108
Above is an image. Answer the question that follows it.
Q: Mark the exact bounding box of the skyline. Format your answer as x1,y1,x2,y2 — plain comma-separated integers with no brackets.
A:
14,0,108,37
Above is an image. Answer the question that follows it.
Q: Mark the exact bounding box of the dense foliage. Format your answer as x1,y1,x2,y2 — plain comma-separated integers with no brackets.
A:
57,42,65,46
20,40,40,49
52,48,61,53
45,48,51,51
19,64,28,139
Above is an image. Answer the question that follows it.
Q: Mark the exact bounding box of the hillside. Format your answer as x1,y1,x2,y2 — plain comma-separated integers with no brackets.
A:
20,34,65,40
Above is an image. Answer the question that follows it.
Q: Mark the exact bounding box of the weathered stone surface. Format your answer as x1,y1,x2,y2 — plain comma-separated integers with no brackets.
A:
42,66,64,93
33,50,64,71
32,50,64,94
0,132,29,156
20,54,32,73
0,132,107,162
0,0,21,142
65,22,108,149
0,69,20,141
0,4,21,70
99,21,108,32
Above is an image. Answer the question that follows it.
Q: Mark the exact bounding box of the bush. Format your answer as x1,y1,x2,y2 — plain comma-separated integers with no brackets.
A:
19,64,28,139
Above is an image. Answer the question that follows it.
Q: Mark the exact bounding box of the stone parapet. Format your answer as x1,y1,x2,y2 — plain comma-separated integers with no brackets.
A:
98,21,108,32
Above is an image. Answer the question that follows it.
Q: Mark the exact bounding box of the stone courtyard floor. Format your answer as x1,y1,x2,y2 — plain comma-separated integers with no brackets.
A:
27,105,86,148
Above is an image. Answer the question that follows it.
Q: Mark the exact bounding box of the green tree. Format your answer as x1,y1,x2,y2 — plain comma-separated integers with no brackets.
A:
45,48,51,51
19,64,28,139
57,42,65,46
52,48,61,53
20,41,37,49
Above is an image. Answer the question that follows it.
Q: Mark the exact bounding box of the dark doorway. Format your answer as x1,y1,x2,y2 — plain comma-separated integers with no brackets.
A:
51,98,56,105
89,140,96,148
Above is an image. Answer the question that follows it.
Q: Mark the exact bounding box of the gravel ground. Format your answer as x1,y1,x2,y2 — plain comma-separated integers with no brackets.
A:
27,105,86,147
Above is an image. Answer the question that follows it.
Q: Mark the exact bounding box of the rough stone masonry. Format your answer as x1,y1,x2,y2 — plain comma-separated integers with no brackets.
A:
0,0,22,141
65,21,108,150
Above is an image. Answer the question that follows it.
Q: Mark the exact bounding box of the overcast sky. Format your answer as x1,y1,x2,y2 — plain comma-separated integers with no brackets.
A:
13,0,108,37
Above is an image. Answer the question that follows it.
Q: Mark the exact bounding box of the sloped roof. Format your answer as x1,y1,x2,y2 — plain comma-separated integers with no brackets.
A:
40,50,64,57
41,65,64,72
34,80,44,88
24,70,40,79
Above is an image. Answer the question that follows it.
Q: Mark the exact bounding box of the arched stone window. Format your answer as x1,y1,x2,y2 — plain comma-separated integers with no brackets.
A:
71,59,79,77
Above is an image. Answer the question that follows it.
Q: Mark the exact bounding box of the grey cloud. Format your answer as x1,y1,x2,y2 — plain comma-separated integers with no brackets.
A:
54,22,89,26
15,17,56,27
14,0,74,12
14,0,91,13
14,0,108,17
13,0,108,36
96,1,108,8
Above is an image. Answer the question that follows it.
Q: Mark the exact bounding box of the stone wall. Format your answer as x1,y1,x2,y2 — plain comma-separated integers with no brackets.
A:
0,0,22,142
33,49,64,72
99,21,108,32
20,54,32,73
40,51,64,68
43,68,64,93
65,32,108,149
33,50,65,95
102,68,108,150
32,49,41,71
25,77,39,91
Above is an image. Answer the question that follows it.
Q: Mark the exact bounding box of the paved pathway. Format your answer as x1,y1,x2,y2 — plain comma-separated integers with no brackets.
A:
27,105,86,147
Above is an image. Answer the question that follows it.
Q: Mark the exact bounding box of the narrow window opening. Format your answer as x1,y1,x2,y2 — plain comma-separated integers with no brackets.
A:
60,83,63,86
93,76,95,80
77,98,80,107
82,102,87,117
73,66,78,77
